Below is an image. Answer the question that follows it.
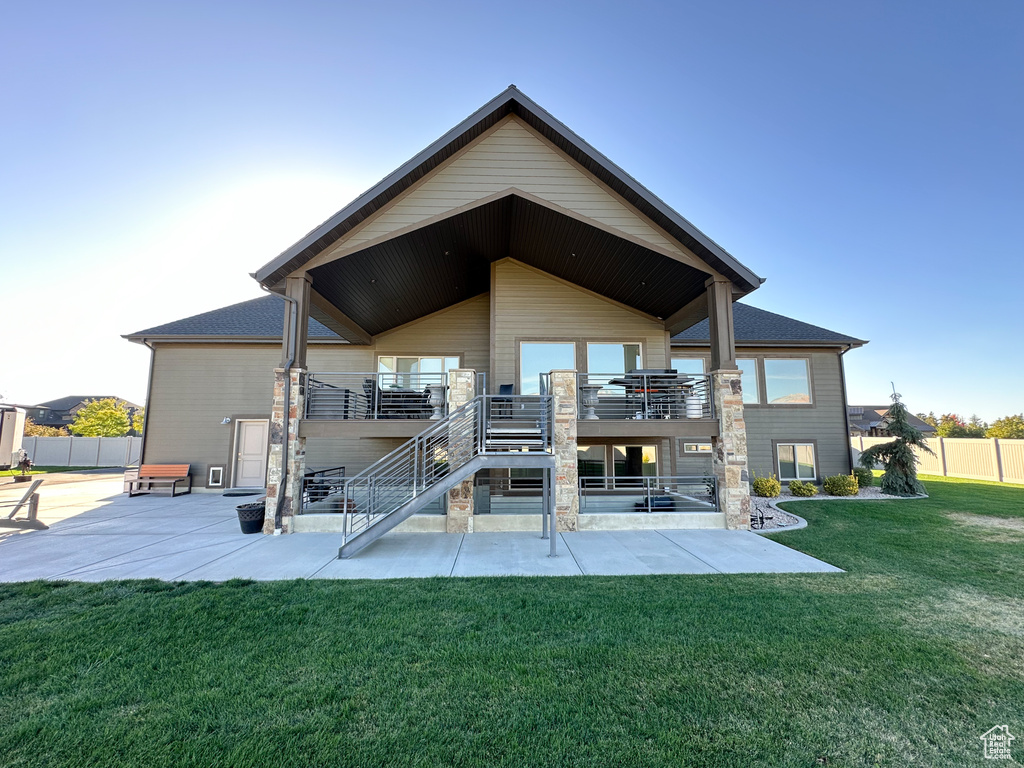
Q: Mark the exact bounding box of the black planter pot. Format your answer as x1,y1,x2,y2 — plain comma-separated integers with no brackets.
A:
236,501,266,534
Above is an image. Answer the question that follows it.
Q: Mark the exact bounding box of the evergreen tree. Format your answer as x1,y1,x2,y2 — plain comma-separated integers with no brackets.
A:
859,391,933,496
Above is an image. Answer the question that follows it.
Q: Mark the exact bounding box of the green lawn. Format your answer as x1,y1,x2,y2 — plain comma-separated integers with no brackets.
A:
0,466,112,477
1,476,1022,767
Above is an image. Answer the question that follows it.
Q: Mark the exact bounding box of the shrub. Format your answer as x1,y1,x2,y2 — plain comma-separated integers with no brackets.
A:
788,480,818,497
751,474,781,498
852,466,873,488
823,474,859,496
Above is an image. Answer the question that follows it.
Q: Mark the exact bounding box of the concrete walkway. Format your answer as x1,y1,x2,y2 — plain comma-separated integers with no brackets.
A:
0,478,842,582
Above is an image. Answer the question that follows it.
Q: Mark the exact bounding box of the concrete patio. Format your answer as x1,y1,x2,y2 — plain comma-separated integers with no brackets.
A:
0,476,842,581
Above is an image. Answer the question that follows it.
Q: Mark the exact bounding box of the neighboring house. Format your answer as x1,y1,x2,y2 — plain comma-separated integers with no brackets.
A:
19,396,142,431
848,405,935,437
125,86,866,546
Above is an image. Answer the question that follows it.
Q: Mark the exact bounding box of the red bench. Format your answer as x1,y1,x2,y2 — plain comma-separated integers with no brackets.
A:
128,464,192,497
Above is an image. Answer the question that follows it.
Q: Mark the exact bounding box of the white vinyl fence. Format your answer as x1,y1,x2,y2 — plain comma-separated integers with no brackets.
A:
851,436,1024,485
22,436,142,467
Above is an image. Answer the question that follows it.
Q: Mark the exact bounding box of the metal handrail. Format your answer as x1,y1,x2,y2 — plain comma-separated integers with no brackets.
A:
339,394,553,544
578,474,718,513
577,372,714,420
304,371,451,420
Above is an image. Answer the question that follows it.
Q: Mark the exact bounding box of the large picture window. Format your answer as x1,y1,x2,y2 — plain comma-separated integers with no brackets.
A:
378,356,459,387
588,343,642,376
764,359,811,404
777,443,816,481
520,342,575,395
737,358,759,404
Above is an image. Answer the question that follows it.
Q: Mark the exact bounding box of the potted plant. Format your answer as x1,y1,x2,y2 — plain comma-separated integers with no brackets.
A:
235,498,266,534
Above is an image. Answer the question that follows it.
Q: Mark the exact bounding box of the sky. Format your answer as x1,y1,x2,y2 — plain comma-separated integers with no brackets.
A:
1,1,1021,421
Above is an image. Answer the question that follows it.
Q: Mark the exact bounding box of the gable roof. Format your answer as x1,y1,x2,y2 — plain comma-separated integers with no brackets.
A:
253,86,763,294
124,295,341,342
672,302,866,348
35,396,142,412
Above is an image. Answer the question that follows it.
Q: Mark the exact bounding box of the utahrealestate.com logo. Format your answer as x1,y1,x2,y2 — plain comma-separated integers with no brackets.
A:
980,726,1015,760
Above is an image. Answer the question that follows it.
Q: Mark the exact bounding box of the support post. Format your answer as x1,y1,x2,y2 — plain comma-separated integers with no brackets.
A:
265,367,306,533
282,275,311,370
548,467,557,557
550,370,579,532
446,369,476,533
707,278,738,372
710,368,751,530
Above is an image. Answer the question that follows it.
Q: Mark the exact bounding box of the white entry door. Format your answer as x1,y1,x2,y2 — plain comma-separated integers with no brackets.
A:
234,420,269,487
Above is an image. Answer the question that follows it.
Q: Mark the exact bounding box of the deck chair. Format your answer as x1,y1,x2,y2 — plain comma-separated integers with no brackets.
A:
493,383,515,419
1,478,48,530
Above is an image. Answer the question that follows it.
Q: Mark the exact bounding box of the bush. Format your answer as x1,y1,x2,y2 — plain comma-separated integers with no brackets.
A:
823,474,859,496
788,480,818,497
751,474,781,498
852,466,873,488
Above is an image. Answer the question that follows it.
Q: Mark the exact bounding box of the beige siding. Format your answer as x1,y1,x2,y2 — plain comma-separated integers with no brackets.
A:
307,117,709,271
374,294,490,374
493,260,669,391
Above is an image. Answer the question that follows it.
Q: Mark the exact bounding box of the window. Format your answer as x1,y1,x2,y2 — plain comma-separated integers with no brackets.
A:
764,359,811,404
777,443,816,481
378,356,460,388
671,358,705,376
520,342,575,395
613,445,658,484
588,343,642,376
577,445,606,487
682,442,712,454
737,358,759,404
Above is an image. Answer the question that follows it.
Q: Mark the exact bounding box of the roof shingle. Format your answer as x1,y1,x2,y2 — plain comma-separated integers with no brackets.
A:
672,302,865,346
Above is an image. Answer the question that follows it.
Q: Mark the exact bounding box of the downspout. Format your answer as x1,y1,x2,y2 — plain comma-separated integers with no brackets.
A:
838,345,854,474
264,286,299,532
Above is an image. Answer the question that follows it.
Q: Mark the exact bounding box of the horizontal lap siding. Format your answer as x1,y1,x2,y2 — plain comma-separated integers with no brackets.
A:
374,295,490,374
743,351,851,479
305,438,404,476
309,117,692,269
493,260,668,389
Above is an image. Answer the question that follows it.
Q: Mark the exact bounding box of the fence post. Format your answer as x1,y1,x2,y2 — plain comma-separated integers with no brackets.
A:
991,439,1004,483
936,438,947,477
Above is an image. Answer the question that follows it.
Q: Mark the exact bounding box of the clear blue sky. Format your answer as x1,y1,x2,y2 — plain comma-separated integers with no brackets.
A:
2,1,1021,421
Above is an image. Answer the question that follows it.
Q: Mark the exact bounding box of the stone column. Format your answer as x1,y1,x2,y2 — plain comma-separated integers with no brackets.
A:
264,367,306,534
550,370,579,532
710,368,750,530
446,369,476,533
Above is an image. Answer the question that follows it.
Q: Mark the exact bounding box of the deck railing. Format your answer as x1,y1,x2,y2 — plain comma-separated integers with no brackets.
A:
578,475,718,513
577,372,713,421
305,372,451,420
299,466,346,513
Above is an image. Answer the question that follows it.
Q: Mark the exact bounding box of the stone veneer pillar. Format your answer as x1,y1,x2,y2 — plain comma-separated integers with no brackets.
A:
264,367,306,534
446,370,476,533
550,370,579,532
710,368,751,530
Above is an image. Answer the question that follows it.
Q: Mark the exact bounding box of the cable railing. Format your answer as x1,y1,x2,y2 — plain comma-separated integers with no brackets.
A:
578,475,718,513
305,372,451,420
577,371,713,420
339,394,553,544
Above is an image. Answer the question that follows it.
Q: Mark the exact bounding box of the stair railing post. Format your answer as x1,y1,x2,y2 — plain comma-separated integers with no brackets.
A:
548,466,557,557
341,482,350,544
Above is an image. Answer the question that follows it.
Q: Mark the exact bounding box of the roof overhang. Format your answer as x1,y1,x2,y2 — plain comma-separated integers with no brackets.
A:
253,86,763,300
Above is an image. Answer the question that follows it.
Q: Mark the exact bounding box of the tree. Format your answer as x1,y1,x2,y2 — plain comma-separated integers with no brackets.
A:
69,398,131,437
915,411,938,429
964,414,988,438
131,407,145,436
23,418,69,437
987,414,1024,439
936,413,969,438
859,391,933,496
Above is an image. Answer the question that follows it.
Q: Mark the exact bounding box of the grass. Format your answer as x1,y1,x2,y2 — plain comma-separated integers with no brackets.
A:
0,466,113,477
1,477,1022,767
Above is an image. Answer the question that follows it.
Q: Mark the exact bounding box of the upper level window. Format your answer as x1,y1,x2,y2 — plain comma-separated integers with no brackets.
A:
764,359,811,404
520,342,575,395
588,343,642,376
737,359,760,404
378,356,459,387
671,358,705,376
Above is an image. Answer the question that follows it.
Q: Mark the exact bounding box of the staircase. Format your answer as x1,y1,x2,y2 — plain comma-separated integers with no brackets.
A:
338,394,555,558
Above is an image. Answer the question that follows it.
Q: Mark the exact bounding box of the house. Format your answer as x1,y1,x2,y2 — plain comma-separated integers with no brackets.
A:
848,405,935,437
16,396,142,431
125,87,866,551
